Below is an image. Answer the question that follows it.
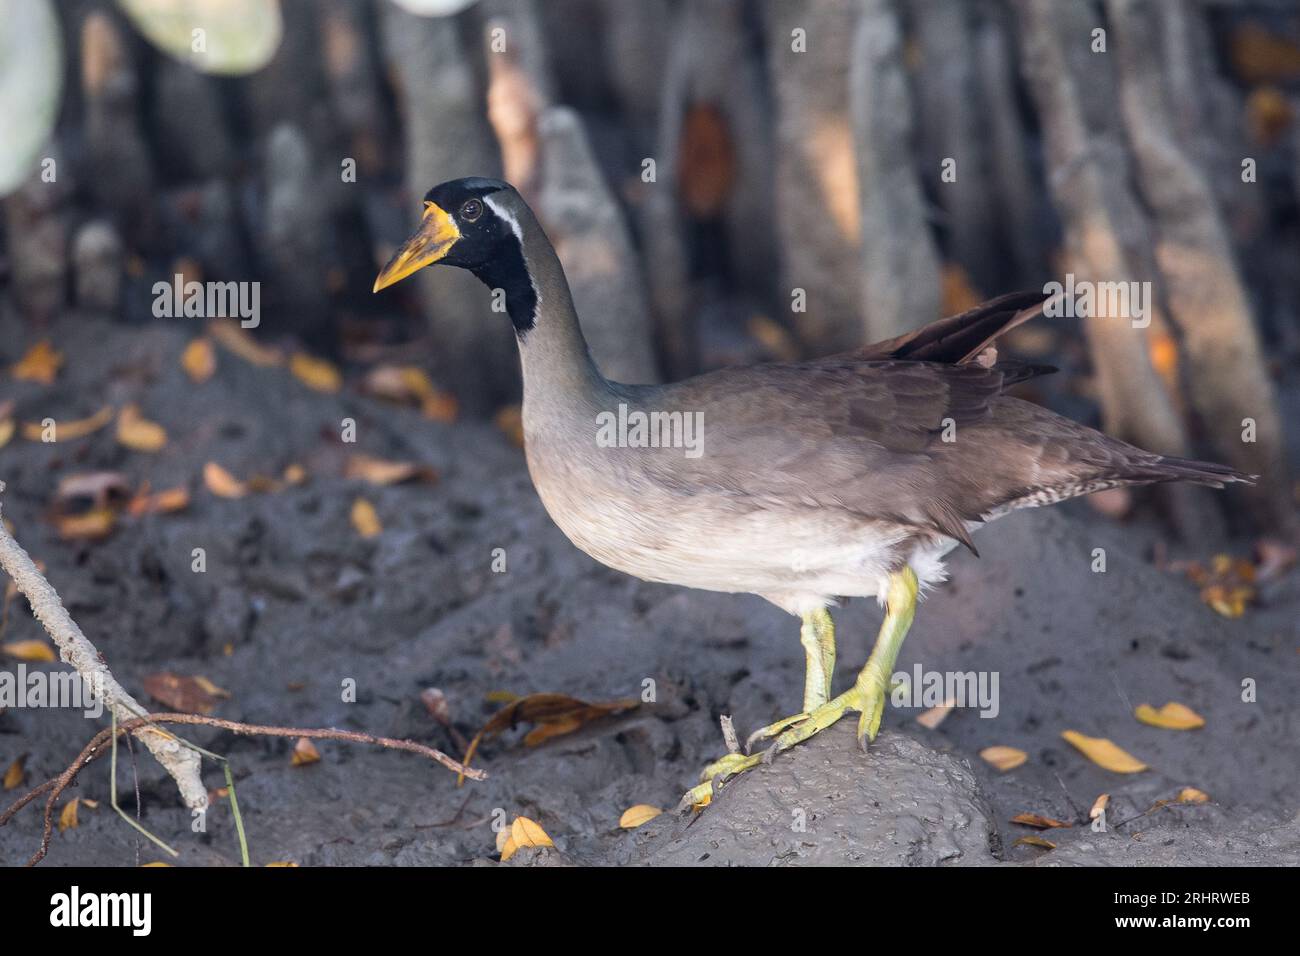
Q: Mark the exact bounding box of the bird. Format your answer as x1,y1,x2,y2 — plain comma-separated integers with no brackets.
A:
374,177,1253,807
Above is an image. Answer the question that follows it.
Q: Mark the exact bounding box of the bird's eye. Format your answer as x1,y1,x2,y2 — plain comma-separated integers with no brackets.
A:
461,199,483,222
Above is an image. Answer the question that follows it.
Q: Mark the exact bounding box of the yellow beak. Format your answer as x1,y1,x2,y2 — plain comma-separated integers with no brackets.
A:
372,202,461,292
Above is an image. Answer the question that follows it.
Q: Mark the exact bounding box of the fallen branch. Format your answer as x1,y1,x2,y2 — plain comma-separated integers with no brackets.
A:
0,480,208,811
1,711,486,866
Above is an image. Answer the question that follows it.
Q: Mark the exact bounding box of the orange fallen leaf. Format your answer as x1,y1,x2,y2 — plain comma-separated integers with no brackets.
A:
181,337,217,383
3,640,57,662
12,341,63,384
141,673,228,715
1134,701,1205,731
421,391,458,423
128,485,190,516
209,319,283,367
747,314,800,362
494,405,524,448
979,745,1027,772
282,463,307,486
1061,730,1148,773
1176,787,1210,804
265,861,299,867
345,454,437,487
1011,812,1072,829
22,405,114,442
350,498,382,538
204,462,247,499
291,738,321,766
59,798,81,832
619,805,663,829
0,416,13,450
116,405,168,452
915,698,956,730
1090,793,1110,819
290,353,342,393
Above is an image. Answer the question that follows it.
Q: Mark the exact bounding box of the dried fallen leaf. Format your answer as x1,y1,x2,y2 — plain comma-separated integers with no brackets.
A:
350,498,382,538
59,798,81,832
12,341,63,384
282,463,307,486
22,405,114,442
979,745,1027,772
265,861,299,867
460,692,639,782
345,454,437,486
128,485,190,516
290,353,342,393
141,673,227,715
116,405,168,452
56,508,117,541
746,314,800,362
1011,812,1072,829
619,805,663,829
500,816,553,860
1090,793,1110,819
916,698,956,730
4,754,28,790
0,417,13,450
1134,701,1205,731
181,337,217,383
291,738,321,766
209,319,283,367
1012,835,1056,851
494,405,524,448
3,640,57,662
421,391,458,423
203,462,247,499
1061,730,1148,773
1176,787,1210,804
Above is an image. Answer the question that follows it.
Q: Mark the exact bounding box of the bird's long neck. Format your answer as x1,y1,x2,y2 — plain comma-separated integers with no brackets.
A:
484,200,609,418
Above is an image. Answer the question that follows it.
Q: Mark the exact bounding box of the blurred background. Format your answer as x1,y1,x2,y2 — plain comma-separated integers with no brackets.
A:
1,0,1297,538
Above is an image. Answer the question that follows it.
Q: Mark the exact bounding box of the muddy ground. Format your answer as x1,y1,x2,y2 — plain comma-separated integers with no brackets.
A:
1,312,1297,866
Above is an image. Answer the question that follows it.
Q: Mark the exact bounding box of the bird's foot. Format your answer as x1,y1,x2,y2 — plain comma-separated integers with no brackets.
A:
678,666,892,811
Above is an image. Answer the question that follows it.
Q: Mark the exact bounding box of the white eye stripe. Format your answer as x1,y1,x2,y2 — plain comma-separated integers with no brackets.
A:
484,194,523,242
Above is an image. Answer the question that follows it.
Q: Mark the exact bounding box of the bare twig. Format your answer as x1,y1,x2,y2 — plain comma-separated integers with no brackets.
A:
1,711,486,866
0,481,208,810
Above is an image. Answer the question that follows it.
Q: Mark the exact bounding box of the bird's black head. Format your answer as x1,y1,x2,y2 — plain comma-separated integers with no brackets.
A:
373,176,538,333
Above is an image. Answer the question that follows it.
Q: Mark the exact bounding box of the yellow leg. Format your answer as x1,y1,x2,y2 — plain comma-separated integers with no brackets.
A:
680,571,918,809
799,607,836,712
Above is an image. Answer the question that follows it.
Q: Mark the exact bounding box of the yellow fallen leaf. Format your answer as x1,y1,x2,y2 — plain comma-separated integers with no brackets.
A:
128,485,190,516
421,391,458,423
1061,730,1148,773
291,738,321,766
22,405,114,442
290,353,342,393
3,754,26,790
0,417,14,449
916,698,956,730
283,463,307,485
1090,793,1110,819
3,640,57,662
351,498,382,538
265,861,300,867
495,826,511,854
209,319,283,367
619,805,663,829
979,745,1027,772
56,508,117,541
204,462,247,498
1177,787,1210,804
116,405,168,452
59,798,81,832
12,341,63,384
141,862,173,867
1134,701,1205,731
747,314,800,362
181,337,216,383
501,816,553,860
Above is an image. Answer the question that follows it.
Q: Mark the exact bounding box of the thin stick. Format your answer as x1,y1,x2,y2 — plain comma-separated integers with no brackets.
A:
0,482,207,810
2,711,486,866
